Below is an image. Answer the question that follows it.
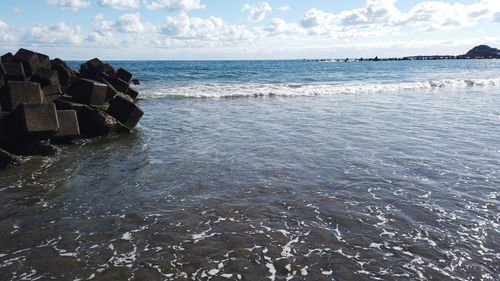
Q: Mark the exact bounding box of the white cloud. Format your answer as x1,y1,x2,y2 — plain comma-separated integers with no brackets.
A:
144,0,205,11
12,7,22,13
401,2,474,32
278,6,290,11
23,22,85,44
338,0,401,26
301,8,336,28
263,18,303,37
0,20,16,42
92,14,114,35
91,13,155,34
467,0,500,20
242,2,272,22
161,13,254,42
98,0,140,9
113,13,156,33
46,0,90,11
494,12,500,23
0,22,16,43
300,0,500,36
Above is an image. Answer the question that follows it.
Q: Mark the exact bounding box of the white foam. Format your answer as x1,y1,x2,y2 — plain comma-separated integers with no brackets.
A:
139,77,500,99
281,237,299,258
121,232,132,240
265,262,277,281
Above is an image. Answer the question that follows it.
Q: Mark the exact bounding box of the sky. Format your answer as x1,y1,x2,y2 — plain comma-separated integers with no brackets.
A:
0,0,499,60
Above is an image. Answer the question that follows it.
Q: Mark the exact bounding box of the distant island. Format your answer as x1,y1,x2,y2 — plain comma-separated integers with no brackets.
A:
310,45,500,62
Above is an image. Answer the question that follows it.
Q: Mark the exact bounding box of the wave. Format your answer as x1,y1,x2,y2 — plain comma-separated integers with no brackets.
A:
136,77,500,99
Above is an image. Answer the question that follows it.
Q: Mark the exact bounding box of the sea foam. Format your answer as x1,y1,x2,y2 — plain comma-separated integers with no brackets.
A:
138,77,500,99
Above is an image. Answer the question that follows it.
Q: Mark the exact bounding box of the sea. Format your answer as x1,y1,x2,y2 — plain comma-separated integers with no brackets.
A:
0,59,498,280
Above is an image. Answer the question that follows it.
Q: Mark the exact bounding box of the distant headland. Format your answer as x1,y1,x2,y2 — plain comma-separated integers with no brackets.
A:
310,45,500,62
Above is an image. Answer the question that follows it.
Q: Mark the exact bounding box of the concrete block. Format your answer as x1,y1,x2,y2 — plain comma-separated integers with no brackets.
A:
115,68,132,82
125,87,139,100
0,112,11,143
103,63,115,76
53,110,80,140
107,93,143,129
52,63,74,86
66,78,107,105
31,68,60,86
14,48,41,76
36,52,51,69
97,78,119,101
51,58,66,68
42,85,63,103
0,63,5,77
81,58,104,77
104,76,129,93
3,62,26,81
0,63,5,89
54,99,130,137
11,103,59,139
1,53,14,63
1,81,45,111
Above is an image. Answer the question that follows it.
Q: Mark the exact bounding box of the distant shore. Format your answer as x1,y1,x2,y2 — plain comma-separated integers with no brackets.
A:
309,55,500,63
310,44,500,62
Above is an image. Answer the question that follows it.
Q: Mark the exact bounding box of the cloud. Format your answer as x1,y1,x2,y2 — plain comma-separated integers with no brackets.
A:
467,0,500,20
23,22,85,45
113,13,156,33
0,20,16,42
85,32,115,45
144,0,205,11
92,13,155,34
278,6,290,11
301,8,336,28
0,23,16,42
160,13,254,42
401,2,473,31
12,7,22,13
242,2,272,22
46,0,90,11
92,14,114,35
263,18,303,37
494,12,500,23
338,0,401,26
300,0,500,37
98,0,140,9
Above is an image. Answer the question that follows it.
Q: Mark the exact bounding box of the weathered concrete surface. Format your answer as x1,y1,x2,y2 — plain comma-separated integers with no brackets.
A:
55,99,130,138
52,110,80,142
11,103,59,139
107,93,143,129
66,78,107,105
14,48,41,76
31,68,60,87
1,81,45,111
3,62,26,81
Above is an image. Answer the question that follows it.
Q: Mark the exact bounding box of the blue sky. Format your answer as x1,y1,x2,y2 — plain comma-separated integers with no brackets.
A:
0,0,499,60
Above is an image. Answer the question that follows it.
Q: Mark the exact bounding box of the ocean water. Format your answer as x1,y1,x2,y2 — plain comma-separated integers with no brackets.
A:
0,59,499,280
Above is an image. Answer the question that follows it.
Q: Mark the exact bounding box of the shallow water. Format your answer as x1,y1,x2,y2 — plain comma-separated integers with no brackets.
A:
0,60,499,280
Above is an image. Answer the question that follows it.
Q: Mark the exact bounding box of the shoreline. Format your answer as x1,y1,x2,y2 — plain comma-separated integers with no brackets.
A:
309,56,500,62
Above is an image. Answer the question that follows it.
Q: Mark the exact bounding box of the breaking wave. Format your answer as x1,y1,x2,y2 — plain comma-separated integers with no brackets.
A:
137,77,500,99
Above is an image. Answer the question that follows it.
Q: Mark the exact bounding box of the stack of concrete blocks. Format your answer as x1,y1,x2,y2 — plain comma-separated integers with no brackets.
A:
0,48,143,168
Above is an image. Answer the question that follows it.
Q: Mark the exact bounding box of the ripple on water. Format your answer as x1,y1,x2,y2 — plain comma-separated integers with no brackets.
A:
0,87,499,280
